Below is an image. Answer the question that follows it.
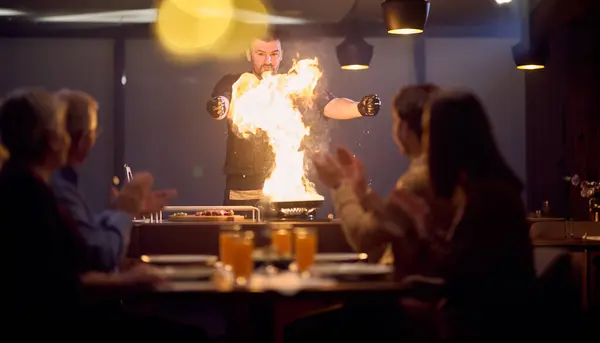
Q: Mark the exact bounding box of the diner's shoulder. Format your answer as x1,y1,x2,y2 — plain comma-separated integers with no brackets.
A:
395,164,430,194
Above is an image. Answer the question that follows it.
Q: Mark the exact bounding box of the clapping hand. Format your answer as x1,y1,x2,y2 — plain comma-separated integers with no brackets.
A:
335,147,368,199
311,146,369,199
116,172,177,216
311,151,344,189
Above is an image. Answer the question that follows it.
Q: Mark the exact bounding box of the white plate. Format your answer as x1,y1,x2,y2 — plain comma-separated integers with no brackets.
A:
585,236,600,241
158,266,215,281
315,253,368,263
140,254,218,265
311,263,393,276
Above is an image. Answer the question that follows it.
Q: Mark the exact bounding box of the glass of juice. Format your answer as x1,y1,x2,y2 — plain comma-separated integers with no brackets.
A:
294,227,317,275
219,225,241,269
231,230,255,286
271,227,292,257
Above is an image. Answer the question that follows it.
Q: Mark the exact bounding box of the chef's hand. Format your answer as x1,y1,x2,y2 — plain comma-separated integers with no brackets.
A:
311,152,344,189
336,147,368,199
207,96,229,120
357,94,381,117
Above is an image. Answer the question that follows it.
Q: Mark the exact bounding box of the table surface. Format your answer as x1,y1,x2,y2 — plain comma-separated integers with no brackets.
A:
532,237,600,248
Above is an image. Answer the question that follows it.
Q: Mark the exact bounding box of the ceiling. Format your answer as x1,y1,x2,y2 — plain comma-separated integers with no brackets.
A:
1,0,520,26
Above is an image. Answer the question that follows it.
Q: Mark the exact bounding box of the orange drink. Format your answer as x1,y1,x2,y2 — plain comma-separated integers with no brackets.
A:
272,228,292,256
219,225,240,267
231,230,254,285
294,227,317,273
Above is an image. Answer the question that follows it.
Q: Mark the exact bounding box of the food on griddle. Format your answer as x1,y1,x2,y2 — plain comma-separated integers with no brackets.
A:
173,212,188,216
195,210,235,216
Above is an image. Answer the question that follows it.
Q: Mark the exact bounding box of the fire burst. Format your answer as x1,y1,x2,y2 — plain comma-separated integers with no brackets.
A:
229,58,325,202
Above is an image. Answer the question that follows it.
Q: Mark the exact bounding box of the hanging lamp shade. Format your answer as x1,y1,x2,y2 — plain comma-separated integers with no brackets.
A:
512,42,547,70
382,0,430,35
336,35,374,70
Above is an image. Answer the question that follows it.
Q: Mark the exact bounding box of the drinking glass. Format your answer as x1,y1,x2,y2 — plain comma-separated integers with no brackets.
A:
272,227,293,257
564,219,574,238
231,230,255,286
219,225,241,269
294,227,318,274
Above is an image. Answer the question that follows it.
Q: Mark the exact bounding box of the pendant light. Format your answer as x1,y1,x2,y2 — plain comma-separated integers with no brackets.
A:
512,0,546,70
512,42,546,70
336,35,374,70
382,0,430,35
336,0,374,70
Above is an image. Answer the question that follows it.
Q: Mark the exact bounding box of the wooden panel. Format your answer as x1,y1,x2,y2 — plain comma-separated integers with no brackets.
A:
525,4,600,219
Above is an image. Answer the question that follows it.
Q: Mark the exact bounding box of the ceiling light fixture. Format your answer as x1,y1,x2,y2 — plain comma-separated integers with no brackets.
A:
336,35,374,70
381,0,430,35
512,42,546,70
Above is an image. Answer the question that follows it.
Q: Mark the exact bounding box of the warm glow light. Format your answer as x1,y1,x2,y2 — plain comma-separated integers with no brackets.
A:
495,0,512,4
517,64,545,70
388,28,423,35
341,64,369,70
229,59,325,202
154,0,235,58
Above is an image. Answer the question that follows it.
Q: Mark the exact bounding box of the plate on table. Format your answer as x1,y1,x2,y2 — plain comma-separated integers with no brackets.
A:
311,263,393,281
158,266,215,281
315,253,368,263
140,254,218,266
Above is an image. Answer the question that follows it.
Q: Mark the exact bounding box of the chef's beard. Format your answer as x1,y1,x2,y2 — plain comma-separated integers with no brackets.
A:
254,65,276,77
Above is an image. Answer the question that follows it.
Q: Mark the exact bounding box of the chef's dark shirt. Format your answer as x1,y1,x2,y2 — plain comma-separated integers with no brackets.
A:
210,72,335,177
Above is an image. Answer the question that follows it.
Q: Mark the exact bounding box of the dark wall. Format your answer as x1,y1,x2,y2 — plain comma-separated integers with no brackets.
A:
0,39,114,214
526,8,600,218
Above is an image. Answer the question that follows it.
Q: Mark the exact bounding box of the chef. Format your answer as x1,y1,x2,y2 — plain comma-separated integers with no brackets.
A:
207,33,381,206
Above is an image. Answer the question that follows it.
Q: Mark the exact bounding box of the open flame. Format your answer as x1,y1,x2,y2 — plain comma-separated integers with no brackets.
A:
229,58,325,201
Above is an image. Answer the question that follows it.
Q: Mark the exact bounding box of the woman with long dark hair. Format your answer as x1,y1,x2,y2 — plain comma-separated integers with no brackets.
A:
392,89,535,341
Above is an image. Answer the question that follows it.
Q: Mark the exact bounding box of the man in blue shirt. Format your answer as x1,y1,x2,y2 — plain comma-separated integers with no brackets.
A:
52,89,176,272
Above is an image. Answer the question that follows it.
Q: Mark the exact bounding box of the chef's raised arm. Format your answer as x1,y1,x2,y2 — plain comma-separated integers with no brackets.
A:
324,94,382,120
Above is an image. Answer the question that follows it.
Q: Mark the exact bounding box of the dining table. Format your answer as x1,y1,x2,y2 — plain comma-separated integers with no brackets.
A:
122,270,413,343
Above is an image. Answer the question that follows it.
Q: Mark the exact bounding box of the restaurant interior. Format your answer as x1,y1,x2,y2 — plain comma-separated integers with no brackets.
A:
1,0,599,341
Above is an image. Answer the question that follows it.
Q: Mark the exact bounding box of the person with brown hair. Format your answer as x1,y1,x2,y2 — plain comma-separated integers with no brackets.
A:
391,89,535,341
52,89,176,272
313,84,440,264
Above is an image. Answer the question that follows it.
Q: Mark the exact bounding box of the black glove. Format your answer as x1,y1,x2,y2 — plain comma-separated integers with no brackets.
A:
207,96,229,120
357,94,381,117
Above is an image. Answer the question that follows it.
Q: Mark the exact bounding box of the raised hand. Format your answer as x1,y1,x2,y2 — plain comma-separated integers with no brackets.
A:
336,147,368,199
311,151,344,189
207,96,229,120
141,189,178,213
357,94,381,117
